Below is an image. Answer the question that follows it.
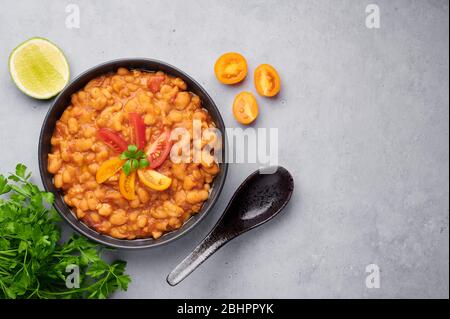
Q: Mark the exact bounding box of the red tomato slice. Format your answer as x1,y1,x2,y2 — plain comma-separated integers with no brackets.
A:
146,130,172,169
147,75,165,93
97,128,128,153
129,113,146,150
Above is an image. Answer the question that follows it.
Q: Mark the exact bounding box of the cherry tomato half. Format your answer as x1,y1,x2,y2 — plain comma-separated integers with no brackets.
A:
214,52,248,85
254,64,281,97
147,74,165,93
137,169,172,191
129,113,146,150
97,128,128,153
96,157,125,184
232,91,259,125
119,170,136,200
146,130,172,169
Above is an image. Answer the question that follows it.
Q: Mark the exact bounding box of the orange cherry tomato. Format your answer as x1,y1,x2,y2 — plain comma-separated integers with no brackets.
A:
232,91,259,125
254,64,281,97
119,171,136,200
96,157,125,184
214,52,247,85
137,169,172,191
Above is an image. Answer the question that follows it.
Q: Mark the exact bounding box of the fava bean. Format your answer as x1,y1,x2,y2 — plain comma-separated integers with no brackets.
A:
137,215,148,228
68,118,79,134
48,154,62,174
110,209,128,225
98,203,112,216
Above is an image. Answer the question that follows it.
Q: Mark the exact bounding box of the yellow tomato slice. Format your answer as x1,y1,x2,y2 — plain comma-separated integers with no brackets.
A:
232,91,259,125
119,171,136,200
254,64,281,97
214,52,247,85
137,169,172,191
96,157,125,184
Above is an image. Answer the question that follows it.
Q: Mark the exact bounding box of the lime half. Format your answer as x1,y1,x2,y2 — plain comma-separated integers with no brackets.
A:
9,37,70,99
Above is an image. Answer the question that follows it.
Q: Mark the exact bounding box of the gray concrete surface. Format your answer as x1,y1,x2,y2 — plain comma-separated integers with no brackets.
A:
0,0,448,298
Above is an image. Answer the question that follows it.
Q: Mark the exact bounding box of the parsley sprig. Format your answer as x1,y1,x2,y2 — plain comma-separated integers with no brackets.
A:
120,145,149,175
0,164,131,299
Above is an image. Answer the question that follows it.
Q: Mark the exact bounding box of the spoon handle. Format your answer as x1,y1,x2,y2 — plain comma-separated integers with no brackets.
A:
167,225,232,286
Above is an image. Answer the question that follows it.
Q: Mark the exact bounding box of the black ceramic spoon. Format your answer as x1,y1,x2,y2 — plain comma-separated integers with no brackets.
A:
167,166,294,286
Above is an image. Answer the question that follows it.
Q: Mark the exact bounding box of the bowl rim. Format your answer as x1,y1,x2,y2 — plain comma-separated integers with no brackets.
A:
38,58,228,249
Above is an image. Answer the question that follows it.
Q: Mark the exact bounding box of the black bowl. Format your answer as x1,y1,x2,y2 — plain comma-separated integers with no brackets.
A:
38,58,228,249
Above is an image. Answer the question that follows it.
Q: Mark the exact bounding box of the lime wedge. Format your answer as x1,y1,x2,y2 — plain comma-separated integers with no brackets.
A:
8,37,70,99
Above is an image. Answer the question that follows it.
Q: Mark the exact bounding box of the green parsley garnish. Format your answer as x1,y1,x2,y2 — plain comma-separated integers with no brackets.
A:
0,164,131,299
120,144,149,175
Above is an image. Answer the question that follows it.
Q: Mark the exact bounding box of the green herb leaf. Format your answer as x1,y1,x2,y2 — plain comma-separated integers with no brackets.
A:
127,145,138,153
135,150,145,158
131,159,139,171
7,174,20,182
139,158,149,168
119,152,128,160
123,160,132,176
42,191,55,205
0,175,11,195
124,151,133,158
18,240,28,253
15,164,27,179
86,260,108,278
80,248,100,265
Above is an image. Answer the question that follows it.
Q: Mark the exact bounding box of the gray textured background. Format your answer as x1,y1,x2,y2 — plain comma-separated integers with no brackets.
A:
0,0,448,298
